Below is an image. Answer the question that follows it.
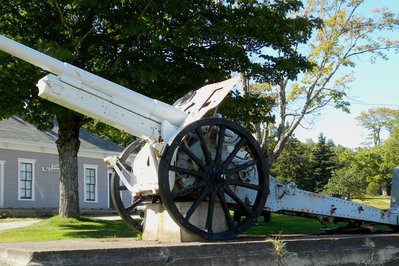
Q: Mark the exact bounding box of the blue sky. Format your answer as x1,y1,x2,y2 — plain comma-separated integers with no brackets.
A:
295,0,399,148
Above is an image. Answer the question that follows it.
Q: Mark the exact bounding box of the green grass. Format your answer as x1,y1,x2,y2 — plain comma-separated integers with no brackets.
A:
0,216,138,243
246,214,323,235
352,195,390,210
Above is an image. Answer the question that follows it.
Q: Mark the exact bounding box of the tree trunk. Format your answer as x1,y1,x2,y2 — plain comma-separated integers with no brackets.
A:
56,113,82,218
381,184,388,197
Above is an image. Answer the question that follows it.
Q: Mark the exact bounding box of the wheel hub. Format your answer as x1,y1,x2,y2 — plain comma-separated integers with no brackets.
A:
207,166,226,186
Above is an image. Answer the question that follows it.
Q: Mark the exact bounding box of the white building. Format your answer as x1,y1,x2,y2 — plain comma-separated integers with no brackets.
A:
0,116,131,216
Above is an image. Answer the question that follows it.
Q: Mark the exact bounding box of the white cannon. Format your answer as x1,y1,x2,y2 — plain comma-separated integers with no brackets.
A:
1,35,399,240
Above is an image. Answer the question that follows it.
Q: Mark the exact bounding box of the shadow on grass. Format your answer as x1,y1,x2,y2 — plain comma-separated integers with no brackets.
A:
246,214,323,235
56,217,140,239
245,214,395,236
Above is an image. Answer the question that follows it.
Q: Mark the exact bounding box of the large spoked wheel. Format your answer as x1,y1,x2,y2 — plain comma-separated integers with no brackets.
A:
110,139,151,233
158,118,269,240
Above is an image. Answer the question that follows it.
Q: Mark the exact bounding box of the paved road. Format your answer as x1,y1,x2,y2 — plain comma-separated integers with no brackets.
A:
90,216,122,221
0,216,122,231
0,220,40,231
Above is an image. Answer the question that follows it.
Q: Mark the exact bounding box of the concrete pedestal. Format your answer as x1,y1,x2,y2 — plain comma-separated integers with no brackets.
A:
142,202,226,242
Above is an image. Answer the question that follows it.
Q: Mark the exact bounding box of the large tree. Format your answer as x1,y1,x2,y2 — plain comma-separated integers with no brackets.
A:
356,108,399,146
239,0,399,167
376,137,399,195
356,108,399,194
0,1,318,217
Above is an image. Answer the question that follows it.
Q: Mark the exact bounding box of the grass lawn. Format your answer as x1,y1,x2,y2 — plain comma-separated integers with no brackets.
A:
352,195,390,210
0,196,393,242
0,216,138,243
246,214,324,235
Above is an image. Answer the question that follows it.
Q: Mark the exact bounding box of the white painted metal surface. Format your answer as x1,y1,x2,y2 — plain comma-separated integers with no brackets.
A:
266,176,399,225
37,74,163,141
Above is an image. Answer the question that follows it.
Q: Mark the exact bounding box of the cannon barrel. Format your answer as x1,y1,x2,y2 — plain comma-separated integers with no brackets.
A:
0,35,69,75
0,35,188,140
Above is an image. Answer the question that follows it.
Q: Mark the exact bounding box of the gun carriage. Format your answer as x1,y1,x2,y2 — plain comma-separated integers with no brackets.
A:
1,35,399,240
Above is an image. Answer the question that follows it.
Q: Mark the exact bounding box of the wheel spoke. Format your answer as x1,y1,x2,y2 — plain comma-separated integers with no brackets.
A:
195,128,212,165
180,141,206,170
169,165,203,178
125,197,146,212
225,159,258,177
205,191,216,233
224,186,253,216
217,190,234,230
125,204,136,213
121,162,132,172
171,181,206,198
215,125,226,164
185,187,210,220
222,137,247,169
226,180,261,191
117,185,128,191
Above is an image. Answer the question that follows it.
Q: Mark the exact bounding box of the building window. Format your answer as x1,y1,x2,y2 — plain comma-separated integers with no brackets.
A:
18,158,35,200
84,165,98,202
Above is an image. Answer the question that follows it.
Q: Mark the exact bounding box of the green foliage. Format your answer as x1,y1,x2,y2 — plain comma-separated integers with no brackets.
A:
308,134,337,192
271,134,339,192
272,131,399,198
218,90,275,133
271,137,313,186
380,138,399,175
356,108,399,146
350,141,399,196
83,120,135,147
367,182,381,196
323,167,366,200
322,137,399,198
322,146,381,198
0,0,319,136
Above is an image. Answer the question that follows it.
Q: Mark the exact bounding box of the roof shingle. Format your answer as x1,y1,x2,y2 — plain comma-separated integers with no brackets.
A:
0,116,123,153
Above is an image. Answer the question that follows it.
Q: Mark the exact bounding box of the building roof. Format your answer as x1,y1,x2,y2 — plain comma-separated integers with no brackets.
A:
0,116,123,154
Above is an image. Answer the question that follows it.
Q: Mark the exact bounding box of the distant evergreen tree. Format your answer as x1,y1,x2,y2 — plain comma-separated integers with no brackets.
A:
308,134,337,192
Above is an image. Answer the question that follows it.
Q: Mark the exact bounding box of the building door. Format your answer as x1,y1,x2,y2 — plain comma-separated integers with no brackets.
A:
0,161,4,207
